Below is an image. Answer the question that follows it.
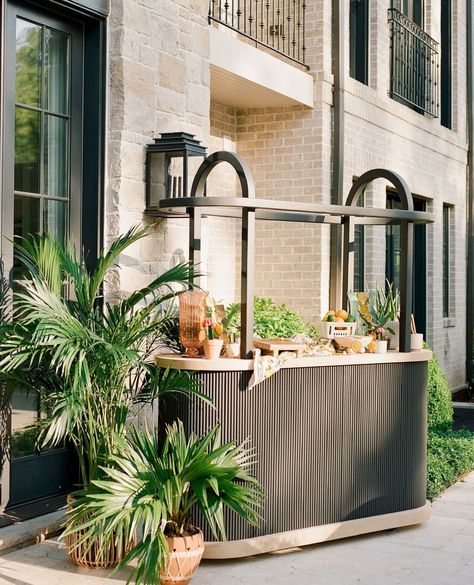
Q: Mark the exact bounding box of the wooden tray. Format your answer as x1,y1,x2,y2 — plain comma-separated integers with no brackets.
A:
253,339,306,357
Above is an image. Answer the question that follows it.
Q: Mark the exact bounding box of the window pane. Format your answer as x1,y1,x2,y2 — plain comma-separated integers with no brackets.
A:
44,115,69,197
13,196,41,282
44,29,70,115
15,106,41,193
15,19,42,107
11,388,39,459
44,199,67,243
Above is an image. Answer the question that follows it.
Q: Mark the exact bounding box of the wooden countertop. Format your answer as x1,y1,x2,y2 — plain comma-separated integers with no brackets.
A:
155,349,432,372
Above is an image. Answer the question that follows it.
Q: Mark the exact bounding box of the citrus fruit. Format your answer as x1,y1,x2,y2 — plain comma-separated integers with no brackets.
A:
335,309,348,320
351,341,362,352
367,341,376,352
214,323,224,336
359,304,369,315
327,314,336,322
357,292,368,303
327,310,335,315
335,317,345,323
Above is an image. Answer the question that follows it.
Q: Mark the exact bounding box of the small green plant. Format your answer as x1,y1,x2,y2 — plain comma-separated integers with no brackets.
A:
67,421,262,585
226,297,318,339
426,344,453,431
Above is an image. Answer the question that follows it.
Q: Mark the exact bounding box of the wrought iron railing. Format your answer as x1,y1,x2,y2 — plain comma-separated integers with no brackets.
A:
388,8,439,117
208,0,308,68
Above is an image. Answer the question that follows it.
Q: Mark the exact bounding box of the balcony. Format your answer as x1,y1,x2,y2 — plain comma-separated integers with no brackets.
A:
208,1,313,109
208,0,308,68
388,8,439,117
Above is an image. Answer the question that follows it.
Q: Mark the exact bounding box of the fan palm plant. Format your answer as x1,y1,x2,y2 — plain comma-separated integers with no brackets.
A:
0,225,207,487
66,420,262,585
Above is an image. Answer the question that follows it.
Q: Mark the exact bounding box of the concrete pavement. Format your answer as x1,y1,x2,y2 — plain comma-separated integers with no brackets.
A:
1,472,474,585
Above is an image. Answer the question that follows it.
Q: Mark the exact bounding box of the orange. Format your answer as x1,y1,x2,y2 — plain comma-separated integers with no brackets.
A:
367,341,377,353
335,309,348,320
335,317,345,323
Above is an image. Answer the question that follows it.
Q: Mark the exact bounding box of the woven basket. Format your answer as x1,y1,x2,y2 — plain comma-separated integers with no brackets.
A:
160,530,205,585
65,497,133,570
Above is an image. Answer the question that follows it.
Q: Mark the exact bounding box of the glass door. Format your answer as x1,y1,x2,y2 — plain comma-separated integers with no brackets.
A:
2,2,83,510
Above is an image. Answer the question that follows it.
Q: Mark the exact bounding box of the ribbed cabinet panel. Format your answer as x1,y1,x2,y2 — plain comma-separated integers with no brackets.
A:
160,362,428,542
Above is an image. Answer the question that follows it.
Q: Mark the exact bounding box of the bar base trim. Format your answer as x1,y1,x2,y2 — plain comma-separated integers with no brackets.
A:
203,502,431,559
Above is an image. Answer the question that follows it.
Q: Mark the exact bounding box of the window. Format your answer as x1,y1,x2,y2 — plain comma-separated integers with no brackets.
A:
386,192,427,334
350,0,369,84
392,0,423,27
353,194,365,292
440,0,452,128
443,205,451,318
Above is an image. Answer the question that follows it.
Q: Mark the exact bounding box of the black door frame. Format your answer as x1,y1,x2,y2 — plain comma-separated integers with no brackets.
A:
0,0,106,512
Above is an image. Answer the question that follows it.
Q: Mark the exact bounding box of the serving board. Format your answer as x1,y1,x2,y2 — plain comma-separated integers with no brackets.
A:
253,339,306,357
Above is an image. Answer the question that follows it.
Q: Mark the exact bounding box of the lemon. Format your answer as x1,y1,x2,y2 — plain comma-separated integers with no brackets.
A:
351,340,362,352
214,323,224,336
367,341,377,353
359,304,369,315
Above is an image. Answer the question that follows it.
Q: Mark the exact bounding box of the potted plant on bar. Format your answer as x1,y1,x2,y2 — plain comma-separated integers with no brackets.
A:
66,421,262,585
359,282,396,354
0,227,207,568
202,303,224,359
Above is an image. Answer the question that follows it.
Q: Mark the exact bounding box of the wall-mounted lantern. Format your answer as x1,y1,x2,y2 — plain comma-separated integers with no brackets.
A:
145,132,207,214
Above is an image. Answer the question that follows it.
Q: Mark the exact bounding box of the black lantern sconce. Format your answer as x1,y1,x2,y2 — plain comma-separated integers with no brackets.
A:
145,132,207,214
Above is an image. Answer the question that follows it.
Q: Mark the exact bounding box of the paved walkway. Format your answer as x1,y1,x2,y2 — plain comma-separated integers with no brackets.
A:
1,473,474,585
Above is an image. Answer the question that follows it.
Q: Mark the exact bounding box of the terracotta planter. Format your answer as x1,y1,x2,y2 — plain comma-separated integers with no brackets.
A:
65,496,133,569
375,340,388,354
160,530,205,585
202,338,223,359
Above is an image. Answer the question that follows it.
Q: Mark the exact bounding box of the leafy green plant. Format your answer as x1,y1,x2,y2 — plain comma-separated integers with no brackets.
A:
0,226,206,487
226,297,318,339
426,344,453,431
424,344,474,501
66,421,262,585
427,429,474,501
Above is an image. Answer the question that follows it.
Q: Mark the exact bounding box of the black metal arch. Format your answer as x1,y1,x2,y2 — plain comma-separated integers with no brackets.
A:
189,152,256,356
346,168,414,211
190,151,256,199
343,168,415,352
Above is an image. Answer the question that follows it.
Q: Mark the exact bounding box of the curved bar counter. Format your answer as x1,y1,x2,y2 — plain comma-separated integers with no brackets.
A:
157,350,432,559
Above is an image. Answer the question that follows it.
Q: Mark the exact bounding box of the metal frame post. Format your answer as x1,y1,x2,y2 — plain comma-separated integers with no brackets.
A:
342,216,355,305
399,220,414,352
188,207,201,287
241,209,256,358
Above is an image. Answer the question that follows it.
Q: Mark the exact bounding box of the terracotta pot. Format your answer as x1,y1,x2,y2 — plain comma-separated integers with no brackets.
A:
160,530,205,585
375,340,388,354
65,496,133,569
202,338,223,359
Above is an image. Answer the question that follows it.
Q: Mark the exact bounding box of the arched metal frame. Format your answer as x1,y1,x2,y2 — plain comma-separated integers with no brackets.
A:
157,152,433,357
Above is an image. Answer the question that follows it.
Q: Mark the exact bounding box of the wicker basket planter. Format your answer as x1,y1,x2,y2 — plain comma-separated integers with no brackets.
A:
160,530,205,585
65,496,133,569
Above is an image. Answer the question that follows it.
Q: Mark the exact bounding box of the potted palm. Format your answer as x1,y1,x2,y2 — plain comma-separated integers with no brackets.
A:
0,226,207,567
66,420,262,585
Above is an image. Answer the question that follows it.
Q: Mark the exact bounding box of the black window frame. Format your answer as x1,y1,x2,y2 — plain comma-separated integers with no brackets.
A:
443,204,451,318
440,0,452,129
350,0,369,85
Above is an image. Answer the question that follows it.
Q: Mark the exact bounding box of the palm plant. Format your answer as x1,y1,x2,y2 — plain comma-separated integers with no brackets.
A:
66,420,262,585
0,225,207,487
